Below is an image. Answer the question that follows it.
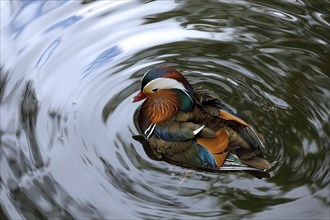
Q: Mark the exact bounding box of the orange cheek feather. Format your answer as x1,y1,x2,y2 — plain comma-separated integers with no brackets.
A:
144,90,179,124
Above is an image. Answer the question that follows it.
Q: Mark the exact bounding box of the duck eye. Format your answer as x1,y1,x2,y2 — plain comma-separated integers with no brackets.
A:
151,88,159,92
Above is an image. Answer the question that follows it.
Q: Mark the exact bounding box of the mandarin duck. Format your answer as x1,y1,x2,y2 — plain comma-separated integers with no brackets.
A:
132,66,271,171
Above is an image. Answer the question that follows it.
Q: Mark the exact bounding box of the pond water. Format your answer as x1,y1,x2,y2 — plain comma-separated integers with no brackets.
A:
1,0,329,219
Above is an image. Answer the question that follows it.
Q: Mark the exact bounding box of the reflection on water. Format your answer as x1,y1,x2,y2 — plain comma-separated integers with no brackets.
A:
1,0,329,219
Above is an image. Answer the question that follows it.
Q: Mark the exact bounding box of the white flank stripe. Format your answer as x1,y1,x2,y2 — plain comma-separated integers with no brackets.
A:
145,124,156,139
193,125,205,135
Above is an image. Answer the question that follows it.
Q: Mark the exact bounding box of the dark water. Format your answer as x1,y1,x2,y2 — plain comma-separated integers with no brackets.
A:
1,0,329,219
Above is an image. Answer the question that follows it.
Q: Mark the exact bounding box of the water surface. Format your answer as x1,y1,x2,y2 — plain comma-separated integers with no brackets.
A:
1,0,329,219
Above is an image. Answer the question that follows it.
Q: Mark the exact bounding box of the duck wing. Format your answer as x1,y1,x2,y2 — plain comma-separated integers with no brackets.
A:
193,86,271,170
193,86,265,150
145,120,268,171
147,122,228,170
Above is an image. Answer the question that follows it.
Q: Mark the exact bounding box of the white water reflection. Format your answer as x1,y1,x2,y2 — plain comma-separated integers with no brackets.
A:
1,0,329,219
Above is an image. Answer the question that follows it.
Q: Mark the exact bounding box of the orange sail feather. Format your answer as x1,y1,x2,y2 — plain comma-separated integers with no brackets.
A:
219,110,248,126
197,129,229,168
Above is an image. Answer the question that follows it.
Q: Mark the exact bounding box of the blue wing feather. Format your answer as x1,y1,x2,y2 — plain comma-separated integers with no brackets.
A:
195,143,217,169
153,126,189,142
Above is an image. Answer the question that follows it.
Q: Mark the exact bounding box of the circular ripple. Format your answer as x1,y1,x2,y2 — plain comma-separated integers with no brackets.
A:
1,0,329,219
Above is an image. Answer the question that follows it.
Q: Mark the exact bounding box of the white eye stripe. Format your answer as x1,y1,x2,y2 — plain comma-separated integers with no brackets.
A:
143,78,193,103
143,78,186,92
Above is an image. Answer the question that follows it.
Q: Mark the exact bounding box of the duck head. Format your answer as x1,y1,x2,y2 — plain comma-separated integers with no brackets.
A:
133,66,194,124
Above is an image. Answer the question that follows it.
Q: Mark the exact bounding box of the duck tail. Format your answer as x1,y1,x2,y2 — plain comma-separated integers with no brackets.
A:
236,125,272,170
222,153,270,171
239,125,265,151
